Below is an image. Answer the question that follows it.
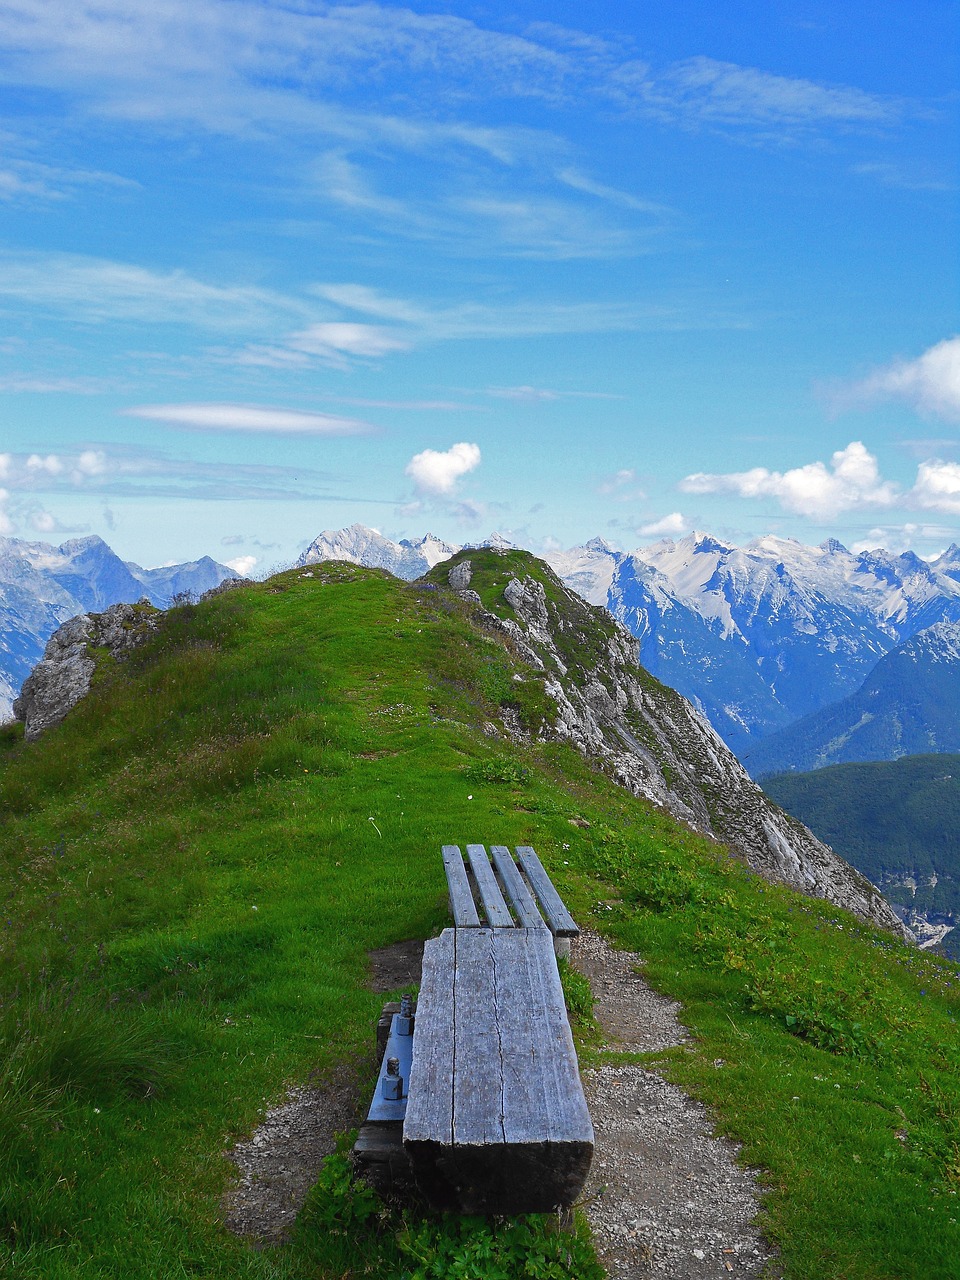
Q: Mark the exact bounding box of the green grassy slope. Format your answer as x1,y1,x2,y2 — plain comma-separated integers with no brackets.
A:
1,559,959,1279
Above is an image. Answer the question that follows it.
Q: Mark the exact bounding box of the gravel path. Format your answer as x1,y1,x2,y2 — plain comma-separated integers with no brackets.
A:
573,929,775,1278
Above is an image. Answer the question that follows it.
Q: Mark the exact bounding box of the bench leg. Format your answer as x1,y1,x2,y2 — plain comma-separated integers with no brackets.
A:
554,936,571,962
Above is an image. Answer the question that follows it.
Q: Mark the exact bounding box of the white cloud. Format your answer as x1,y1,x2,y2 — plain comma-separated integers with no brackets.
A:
850,337,960,422
122,402,373,435
30,509,57,532
619,56,904,132
0,251,312,330
680,441,899,519
26,453,64,475
638,512,688,537
0,3,909,147
486,384,621,402
851,522,957,555
319,282,713,342
225,555,257,576
910,460,960,515
405,441,481,496
287,322,410,363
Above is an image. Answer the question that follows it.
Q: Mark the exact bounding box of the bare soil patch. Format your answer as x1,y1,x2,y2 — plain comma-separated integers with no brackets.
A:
223,1064,363,1245
367,937,424,993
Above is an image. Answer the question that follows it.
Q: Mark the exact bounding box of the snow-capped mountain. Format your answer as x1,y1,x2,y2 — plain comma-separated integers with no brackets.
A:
298,524,458,579
0,535,234,721
608,533,960,753
745,620,960,777
297,524,519,580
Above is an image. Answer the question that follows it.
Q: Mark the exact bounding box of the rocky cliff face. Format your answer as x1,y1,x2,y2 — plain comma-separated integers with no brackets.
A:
13,601,161,741
439,552,907,938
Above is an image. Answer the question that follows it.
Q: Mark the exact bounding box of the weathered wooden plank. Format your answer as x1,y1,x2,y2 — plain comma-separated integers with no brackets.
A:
451,929,505,1145
489,844,547,930
494,928,593,1146
441,844,481,927
404,926,593,1214
466,844,515,927
516,845,579,937
403,930,455,1145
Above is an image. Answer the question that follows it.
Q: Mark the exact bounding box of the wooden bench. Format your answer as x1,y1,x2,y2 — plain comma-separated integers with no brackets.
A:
354,844,593,1215
406,844,593,1214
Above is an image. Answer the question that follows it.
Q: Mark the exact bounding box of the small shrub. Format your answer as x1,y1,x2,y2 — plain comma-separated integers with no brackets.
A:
464,758,530,787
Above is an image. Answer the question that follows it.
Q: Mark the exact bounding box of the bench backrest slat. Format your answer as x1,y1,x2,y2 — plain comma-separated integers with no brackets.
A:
515,845,578,938
489,844,548,930
442,844,481,927
465,844,515,928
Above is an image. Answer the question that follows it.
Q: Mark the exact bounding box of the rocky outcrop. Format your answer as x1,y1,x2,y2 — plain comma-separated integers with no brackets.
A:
448,557,907,938
13,601,161,741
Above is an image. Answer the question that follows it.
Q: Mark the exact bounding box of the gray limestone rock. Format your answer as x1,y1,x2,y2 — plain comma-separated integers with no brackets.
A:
14,601,160,741
447,559,473,591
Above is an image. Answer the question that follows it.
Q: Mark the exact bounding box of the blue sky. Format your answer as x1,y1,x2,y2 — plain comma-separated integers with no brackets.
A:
0,0,957,573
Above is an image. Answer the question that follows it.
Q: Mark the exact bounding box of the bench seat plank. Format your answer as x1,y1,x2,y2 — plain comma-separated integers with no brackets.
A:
442,844,481,928
403,931,454,1143
404,927,593,1214
489,844,547,930
466,843,515,928
516,845,578,937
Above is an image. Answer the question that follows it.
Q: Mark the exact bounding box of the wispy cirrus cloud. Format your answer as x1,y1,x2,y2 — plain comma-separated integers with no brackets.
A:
0,251,311,330
122,402,375,435
0,443,379,503
0,156,137,202
486,385,622,403
614,56,907,133
0,2,915,143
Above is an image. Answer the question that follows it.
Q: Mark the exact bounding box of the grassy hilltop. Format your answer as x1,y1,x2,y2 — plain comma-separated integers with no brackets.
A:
2,553,960,1279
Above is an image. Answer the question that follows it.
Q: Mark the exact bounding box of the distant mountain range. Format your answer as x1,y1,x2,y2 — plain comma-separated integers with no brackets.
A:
0,535,234,720
746,621,960,776
300,524,960,763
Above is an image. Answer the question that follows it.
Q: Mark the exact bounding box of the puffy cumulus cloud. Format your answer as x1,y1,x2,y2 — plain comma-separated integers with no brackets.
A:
638,512,687,537
30,509,57,532
122,402,373,435
405,441,481,496
680,441,898,520
225,555,257,577
851,337,960,422
910,460,960,514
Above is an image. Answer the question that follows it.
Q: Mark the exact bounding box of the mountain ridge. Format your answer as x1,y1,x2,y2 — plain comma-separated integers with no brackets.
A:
297,523,960,760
